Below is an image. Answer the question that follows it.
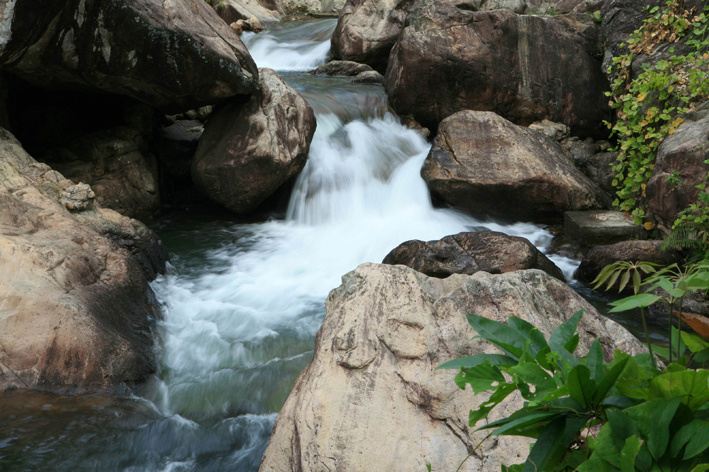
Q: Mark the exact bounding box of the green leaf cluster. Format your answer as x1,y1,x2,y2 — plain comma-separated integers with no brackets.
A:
443,309,709,472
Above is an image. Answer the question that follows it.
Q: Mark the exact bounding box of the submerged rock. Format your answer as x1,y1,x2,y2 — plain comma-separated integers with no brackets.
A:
312,60,374,76
385,2,609,135
0,128,166,393
421,111,607,221
191,68,316,214
383,231,566,281
0,0,258,111
259,263,646,472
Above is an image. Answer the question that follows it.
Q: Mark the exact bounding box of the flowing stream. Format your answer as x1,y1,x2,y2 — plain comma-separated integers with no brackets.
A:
1,19,618,472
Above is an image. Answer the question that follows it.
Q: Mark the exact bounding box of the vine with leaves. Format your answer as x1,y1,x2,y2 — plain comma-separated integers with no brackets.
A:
607,0,709,236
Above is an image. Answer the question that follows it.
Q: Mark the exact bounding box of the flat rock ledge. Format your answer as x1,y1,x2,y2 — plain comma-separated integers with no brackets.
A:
259,263,645,472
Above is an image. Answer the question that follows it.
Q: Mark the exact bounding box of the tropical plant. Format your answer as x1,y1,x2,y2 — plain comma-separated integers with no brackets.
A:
442,310,709,471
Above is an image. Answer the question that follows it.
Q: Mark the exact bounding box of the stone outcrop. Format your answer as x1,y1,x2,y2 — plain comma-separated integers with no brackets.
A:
564,210,647,246
383,231,565,281
214,0,284,26
330,0,595,72
0,0,258,111
575,240,680,285
352,70,384,84
385,1,609,135
0,127,167,393
646,105,709,227
282,0,347,15
191,69,316,214
421,111,607,221
45,127,160,222
259,263,646,472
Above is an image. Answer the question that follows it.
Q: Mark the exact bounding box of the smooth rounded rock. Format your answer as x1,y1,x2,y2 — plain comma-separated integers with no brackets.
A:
421,111,607,221
191,69,316,214
383,231,566,281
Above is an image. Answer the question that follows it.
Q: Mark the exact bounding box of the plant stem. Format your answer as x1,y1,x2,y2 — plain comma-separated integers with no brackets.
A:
677,296,684,361
669,300,674,365
640,307,657,369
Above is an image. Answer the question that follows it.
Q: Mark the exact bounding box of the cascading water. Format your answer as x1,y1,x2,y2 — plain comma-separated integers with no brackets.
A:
1,19,581,472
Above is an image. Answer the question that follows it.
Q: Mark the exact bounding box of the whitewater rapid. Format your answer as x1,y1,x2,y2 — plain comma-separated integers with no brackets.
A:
143,19,580,471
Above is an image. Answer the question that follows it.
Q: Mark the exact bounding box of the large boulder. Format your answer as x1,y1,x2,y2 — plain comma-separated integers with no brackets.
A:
646,105,709,227
191,69,316,214
0,128,166,393
0,0,258,111
259,263,646,472
45,127,160,222
383,231,566,281
330,0,588,72
384,1,609,135
421,111,607,221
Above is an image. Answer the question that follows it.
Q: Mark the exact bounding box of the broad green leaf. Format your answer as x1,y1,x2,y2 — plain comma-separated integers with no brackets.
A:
684,424,709,460
568,365,596,407
507,317,549,357
501,464,524,472
647,397,683,460
549,310,583,353
466,314,527,359
586,337,605,380
690,464,709,472
609,294,662,312
565,334,580,355
621,435,643,472
438,353,516,370
649,370,709,411
469,382,516,427
507,362,553,388
484,410,563,436
576,454,616,472
593,355,630,404
455,361,504,393
671,419,708,458
522,416,587,472
607,409,639,443
680,330,709,354
592,423,622,467
626,399,667,439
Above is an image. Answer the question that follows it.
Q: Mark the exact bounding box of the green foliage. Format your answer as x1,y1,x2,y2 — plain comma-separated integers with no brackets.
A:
444,310,709,471
594,259,709,364
606,1,709,227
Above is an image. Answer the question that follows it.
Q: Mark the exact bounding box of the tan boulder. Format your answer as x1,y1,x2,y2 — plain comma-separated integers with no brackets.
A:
259,263,646,472
0,128,166,393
